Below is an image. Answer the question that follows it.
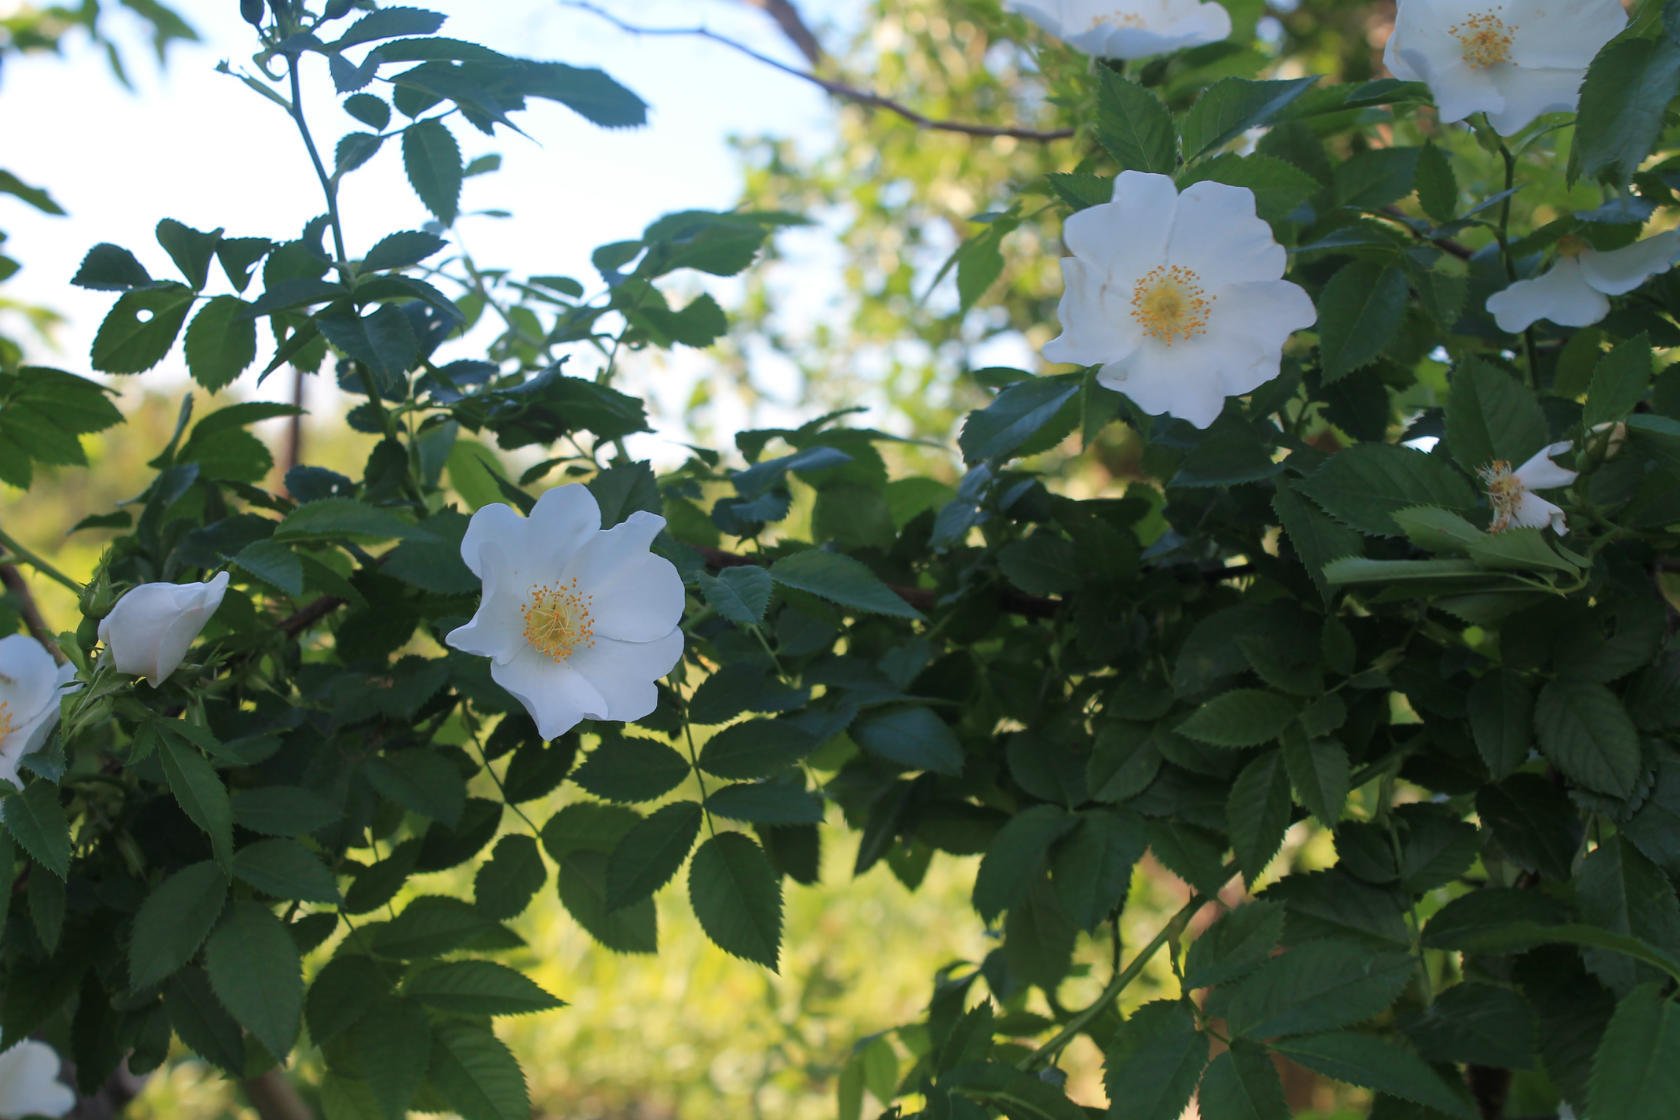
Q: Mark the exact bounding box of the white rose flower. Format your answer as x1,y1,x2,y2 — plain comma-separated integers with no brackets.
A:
97,571,229,688
1478,439,1575,534
1486,231,1680,333
445,485,685,740
0,636,77,790
1007,0,1232,58
1042,170,1316,428
1384,0,1626,135
0,1039,73,1118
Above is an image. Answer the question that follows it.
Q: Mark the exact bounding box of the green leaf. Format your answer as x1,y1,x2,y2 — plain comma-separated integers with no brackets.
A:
1183,901,1286,990
361,230,448,272
1586,333,1653,429
343,93,392,130
604,801,702,910
571,736,690,803
1273,482,1364,603
706,781,822,826
1317,261,1409,383
334,6,447,48
1228,751,1292,886
1198,1043,1288,1120
1406,981,1539,1070
1415,143,1458,222
768,550,922,621
129,861,228,990
1574,35,1680,186
231,785,338,837
1181,76,1319,158
1215,941,1413,1039
307,954,387,1047
1468,669,1534,779
558,850,658,954
695,718,818,780
160,737,233,865
404,960,563,1017
1280,729,1349,826
1049,809,1146,930
1272,1032,1474,1119
850,705,963,774
973,805,1073,923
1180,154,1321,225
233,838,339,903
351,996,430,1120
473,834,546,920
1392,507,1578,574
954,217,1015,314
203,901,302,1060
942,1063,1087,1120
1176,689,1297,748
1577,837,1680,993
958,374,1080,463
231,539,304,598
91,284,194,374
0,170,63,215
72,243,151,290
519,61,648,129
274,497,417,542
1,782,69,879
688,832,783,970
1445,357,1548,474
1095,72,1175,172
1298,444,1478,537
701,567,773,627
165,968,246,1074
402,118,463,225
365,749,467,826
1332,147,1420,210
1534,678,1642,798
427,1020,531,1120
1102,1001,1207,1120
1588,982,1680,1120
156,218,222,290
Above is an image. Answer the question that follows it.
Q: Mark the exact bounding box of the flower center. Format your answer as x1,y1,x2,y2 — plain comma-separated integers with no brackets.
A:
1477,460,1525,533
520,579,596,662
1451,10,1515,69
1092,12,1146,29
0,701,13,747
1131,265,1212,346
1556,234,1589,259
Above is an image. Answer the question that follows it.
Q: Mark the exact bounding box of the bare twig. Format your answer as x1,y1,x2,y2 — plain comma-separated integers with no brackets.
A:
740,0,825,66
0,563,63,661
561,1,1074,142
1380,204,1475,261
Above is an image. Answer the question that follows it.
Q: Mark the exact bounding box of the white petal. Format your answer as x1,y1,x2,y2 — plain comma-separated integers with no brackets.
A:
567,630,686,723
1511,491,1568,535
1510,0,1626,70
1485,257,1607,332
97,573,228,687
1005,0,1064,37
1579,232,1680,296
17,664,77,759
1210,279,1316,395
443,542,525,664
1485,65,1584,135
0,635,60,723
527,485,603,568
564,515,686,643
1166,181,1286,285
1063,171,1177,268
458,503,524,578
1417,53,1505,125
0,1041,73,1119
1097,338,1231,428
490,650,608,741
1042,258,1142,367
1513,445,1577,491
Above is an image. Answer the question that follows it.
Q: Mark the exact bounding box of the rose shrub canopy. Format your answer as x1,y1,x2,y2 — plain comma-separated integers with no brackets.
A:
2,0,1680,1118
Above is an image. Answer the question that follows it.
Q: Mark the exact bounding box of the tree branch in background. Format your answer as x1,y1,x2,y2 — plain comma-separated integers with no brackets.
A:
740,0,826,67
0,563,62,660
561,1,1074,142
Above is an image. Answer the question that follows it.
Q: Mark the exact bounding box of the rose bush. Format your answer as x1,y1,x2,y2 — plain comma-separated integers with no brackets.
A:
2,1,1680,1118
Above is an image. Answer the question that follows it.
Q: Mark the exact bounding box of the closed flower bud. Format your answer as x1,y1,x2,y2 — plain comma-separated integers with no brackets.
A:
97,572,230,687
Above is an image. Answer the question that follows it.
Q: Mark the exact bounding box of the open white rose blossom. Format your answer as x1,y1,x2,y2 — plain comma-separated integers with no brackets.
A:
1479,440,1575,534
1384,0,1626,135
98,572,229,688
445,485,685,740
1486,231,1680,333
1042,170,1316,428
0,1040,72,1119
1007,0,1231,58
0,636,77,790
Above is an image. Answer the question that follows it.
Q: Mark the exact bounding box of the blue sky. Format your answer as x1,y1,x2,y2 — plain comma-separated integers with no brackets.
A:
0,0,852,435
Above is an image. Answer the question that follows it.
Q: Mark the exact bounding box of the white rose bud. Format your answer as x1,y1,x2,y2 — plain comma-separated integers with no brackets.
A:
98,572,230,687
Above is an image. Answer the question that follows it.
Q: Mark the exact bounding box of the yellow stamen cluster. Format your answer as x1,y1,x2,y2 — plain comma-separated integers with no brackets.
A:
1477,460,1524,533
1093,12,1146,29
1452,10,1516,69
1556,235,1589,259
0,701,14,747
1131,264,1212,346
521,579,596,662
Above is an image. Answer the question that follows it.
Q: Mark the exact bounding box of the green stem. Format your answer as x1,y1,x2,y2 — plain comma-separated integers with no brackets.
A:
463,710,541,836
680,708,717,837
0,524,79,593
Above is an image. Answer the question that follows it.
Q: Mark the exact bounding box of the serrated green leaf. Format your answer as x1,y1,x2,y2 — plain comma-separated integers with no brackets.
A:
1,782,69,879
91,285,194,374
1049,809,1145,930
1228,751,1292,886
274,497,417,542
1280,729,1348,826
1274,482,1364,602
768,550,921,620
1317,261,1409,383
973,805,1073,923
361,230,448,272
72,243,150,291
366,749,466,826
1183,901,1286,990
1586,333,1652,429
129,861,228,990
688,832,782,970
204,901,302,1060
233,838,339,903
1102,1001,1207,1120
1272,1032,1473,1118
701,566,773,627
1416,143,1458,222
958,374,1080,464
850,705,963,774
1469,670,1534,780
306,954,388,1046
1534,678,1642,798
1176,690,1298,748
1198,1043,1288,1120
427,1020,531,1120
404,960,563,1017
402,118,462,225
373,896,500,958
1182,77,1319,158
1445,357,1548,474
605,801,702,910
557,850,657,953
156,218,222,290
1096,72,1175,172
231,539,304,598
160,737,233,865
474,834,546,920
1575,36,1680,186
942,1063,1087,1120
1298,444,1479,537
1217,941,1413,1039
571,736,690,803
1588,982,1680,1120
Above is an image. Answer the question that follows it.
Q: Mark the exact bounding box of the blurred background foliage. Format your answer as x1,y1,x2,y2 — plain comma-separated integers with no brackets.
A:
0,0,1449,1115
